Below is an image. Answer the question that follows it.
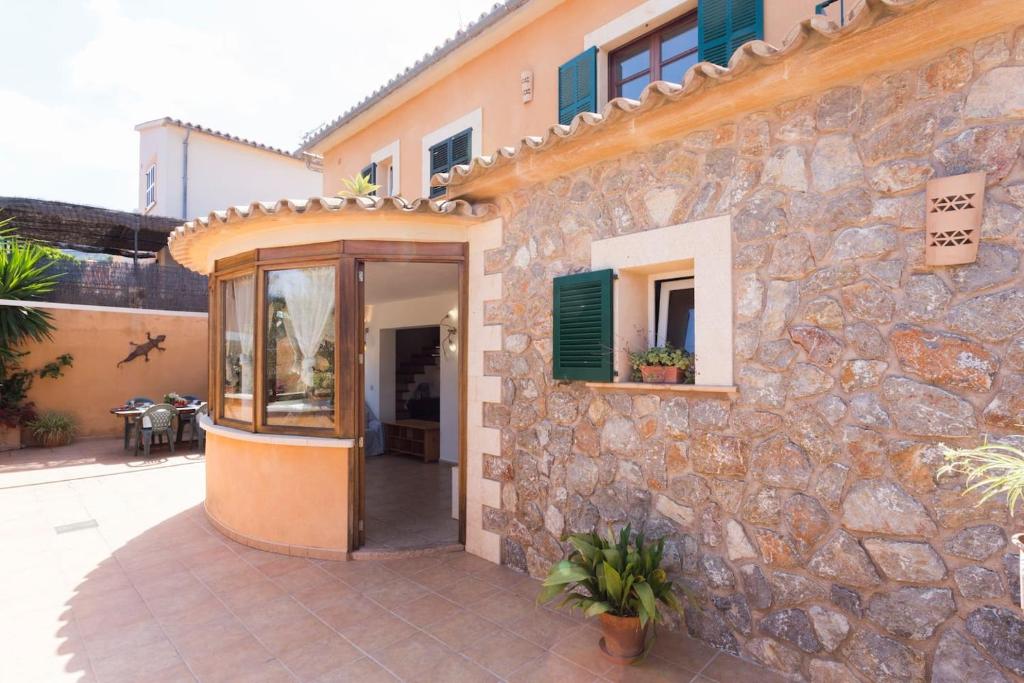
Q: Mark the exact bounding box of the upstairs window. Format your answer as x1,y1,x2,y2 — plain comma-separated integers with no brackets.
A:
654,277,695,353
428,128,471,199
144,165,157,210
609,14,698,100
361,162,378,196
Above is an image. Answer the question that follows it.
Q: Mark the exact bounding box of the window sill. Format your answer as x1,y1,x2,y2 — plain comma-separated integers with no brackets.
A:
584,381,737,396
200,415,356,448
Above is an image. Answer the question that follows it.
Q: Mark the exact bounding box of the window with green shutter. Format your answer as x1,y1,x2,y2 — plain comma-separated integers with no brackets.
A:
552,269,614,382
698,0,763,67
557,47,598,126
428,128,472,199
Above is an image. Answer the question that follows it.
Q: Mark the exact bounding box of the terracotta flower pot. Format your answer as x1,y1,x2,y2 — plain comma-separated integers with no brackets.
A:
925,171,985,266
640,366,682,384
598,613,649,665
1013,533,1024,610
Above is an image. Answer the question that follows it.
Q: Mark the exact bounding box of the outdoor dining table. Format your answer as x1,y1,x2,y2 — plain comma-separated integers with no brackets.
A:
110,403,202,450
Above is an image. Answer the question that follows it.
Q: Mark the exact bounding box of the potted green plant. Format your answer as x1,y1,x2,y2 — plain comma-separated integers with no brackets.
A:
940,437,1024,609
628,345,695,384
538,525,683,664
27,412,76,448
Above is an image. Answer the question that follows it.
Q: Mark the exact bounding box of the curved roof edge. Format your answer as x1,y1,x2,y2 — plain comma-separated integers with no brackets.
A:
433,0,929,194
167,196,498,271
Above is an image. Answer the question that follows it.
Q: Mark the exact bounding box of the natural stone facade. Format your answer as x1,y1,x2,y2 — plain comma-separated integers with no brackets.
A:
480,27,1024,683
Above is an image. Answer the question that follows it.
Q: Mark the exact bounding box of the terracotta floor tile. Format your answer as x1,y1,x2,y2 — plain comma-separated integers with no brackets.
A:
415,652,498,682
391,593,463,628
507,607,584,649
601,654,704,682
647,631,719,673
338,610,418,653
434,576,501,606
184,633,274,682
426,610,502,652
290,578,358,613
372,631,460,681
272,563,334,594
89,637,185,682
239,596,335,657
316,596,388,632
276,633,363,682
79,617,166,662
550,626,617,676
467,590,538,626
462,629,546,677
216,578,286,611
166,613,251,661
155,594,231,639
699,652,788,683
409,563,472,592
506,652,600,683
363,576,431,610
311,656,398,682
324,559,401,591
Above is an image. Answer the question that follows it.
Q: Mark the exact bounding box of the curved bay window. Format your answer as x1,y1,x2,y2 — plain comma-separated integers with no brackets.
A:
264,266,336,429
213,248,346,437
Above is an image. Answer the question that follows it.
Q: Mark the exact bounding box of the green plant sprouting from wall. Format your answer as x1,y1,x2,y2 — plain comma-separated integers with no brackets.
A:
940,437,1024,516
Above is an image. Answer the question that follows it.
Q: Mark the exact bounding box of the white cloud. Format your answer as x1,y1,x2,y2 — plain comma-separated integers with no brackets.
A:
0,0,499,211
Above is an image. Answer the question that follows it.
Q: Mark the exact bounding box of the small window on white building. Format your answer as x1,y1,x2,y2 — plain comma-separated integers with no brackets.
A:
144,165,157,210
654,277,695,353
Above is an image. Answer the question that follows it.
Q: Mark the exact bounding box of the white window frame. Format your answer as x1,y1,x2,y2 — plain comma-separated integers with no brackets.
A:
371,140,400,196
144,164,157,211
584,0,696,109
591,215,733,386
420,108,482,198
654,276,695,350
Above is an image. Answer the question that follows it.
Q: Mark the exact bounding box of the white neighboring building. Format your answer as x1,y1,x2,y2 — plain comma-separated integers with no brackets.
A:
135,117,322,219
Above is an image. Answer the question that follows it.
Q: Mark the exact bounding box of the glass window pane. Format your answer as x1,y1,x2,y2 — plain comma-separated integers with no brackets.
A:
615,41,650,81
660,22,698,62
264,266,336,429
618,75,650,100
222,274,254,423
660,52,698,84
665,287,695,354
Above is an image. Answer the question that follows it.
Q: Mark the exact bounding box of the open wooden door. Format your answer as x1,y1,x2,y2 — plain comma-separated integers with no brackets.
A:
355,260,366,548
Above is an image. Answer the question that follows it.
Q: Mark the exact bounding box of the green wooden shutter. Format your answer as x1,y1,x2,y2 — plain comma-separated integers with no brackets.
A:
361,162,377,195
698,0,763,67
428,129,472,199
552,269,614,382
557,47,597,126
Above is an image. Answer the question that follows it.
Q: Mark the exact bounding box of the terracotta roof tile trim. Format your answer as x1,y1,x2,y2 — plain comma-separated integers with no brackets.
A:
434,0,927,192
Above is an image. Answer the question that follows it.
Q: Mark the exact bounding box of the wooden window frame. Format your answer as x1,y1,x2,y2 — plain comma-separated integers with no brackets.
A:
209,240,467,443
608,12,698,99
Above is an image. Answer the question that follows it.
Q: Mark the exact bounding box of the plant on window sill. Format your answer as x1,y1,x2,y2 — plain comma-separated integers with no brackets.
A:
628,345,695,385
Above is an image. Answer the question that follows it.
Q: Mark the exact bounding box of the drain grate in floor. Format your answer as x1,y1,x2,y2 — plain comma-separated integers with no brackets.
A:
54,519,99,534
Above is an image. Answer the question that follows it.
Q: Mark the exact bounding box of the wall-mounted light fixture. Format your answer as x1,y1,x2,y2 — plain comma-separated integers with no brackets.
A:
925,171,985,266
441,309,458,357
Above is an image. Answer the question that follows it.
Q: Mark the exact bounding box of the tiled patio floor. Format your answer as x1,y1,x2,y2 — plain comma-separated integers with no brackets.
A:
0,439,781,683
364,453,458,550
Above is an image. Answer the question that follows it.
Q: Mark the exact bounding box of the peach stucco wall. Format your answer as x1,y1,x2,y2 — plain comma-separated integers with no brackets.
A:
204,431,351,557
321,0,825,198
18,304,208,439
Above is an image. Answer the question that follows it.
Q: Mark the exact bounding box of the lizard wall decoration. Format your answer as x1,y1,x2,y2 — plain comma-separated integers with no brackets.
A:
117,332,167,367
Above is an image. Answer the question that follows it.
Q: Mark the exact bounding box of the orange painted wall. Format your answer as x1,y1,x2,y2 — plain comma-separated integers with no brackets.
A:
204,431,350,555
321,0,825,197
19,306,208,439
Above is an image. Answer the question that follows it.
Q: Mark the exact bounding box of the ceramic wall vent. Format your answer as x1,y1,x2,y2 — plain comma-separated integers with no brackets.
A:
925,171,985,266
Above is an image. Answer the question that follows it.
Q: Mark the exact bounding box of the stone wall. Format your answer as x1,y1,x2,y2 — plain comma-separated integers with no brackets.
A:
481,28,1024,683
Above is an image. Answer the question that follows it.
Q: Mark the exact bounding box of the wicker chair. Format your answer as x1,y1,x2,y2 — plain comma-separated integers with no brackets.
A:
134,403,176,458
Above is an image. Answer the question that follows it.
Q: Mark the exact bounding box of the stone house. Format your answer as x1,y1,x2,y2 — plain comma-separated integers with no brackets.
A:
169,0,1024,681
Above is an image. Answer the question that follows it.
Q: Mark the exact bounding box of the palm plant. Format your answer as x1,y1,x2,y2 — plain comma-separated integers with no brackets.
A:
0,218,61,354
336,173,381,199
939,437,1024,515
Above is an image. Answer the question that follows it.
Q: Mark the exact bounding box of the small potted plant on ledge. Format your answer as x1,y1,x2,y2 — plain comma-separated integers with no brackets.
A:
629,345,695,384
940,436,1024,609
27,412,76,448
539,525,683,664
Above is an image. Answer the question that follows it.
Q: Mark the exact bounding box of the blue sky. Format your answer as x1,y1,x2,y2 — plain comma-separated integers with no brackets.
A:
0,0,498,212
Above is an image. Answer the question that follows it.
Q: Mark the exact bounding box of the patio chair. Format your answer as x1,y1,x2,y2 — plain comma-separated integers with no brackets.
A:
134,403,177,458
185,402,209,451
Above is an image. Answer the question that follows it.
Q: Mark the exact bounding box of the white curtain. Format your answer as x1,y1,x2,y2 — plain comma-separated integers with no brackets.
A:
277,267,335,388
228,276,255,393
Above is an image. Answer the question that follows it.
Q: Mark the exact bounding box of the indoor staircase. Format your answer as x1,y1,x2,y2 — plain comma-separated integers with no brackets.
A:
395,344,441,419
